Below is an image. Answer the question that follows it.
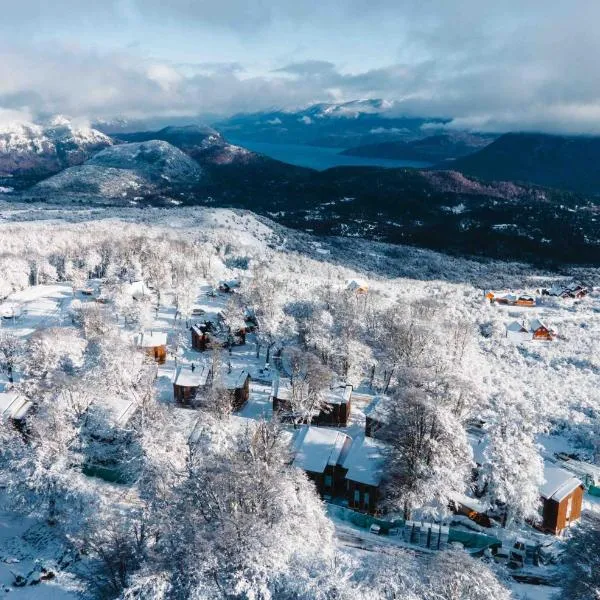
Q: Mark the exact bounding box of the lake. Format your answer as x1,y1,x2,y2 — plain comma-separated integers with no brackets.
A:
228,139,432,171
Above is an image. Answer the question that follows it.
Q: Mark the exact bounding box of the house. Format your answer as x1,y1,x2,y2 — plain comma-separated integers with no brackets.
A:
313,384,353,427
135,331,167,364
530,319,554,341
363,395,391,437
224,369,251,410
191,322,212,351
545,283,589,299
347,280,369,295
488,292,536,307
506,320,532,342
292,426,353,497
540,466,584,535
516,295,536,307
173,363,212,405
0,391,32,429
271,377,293,414
343,435,386,514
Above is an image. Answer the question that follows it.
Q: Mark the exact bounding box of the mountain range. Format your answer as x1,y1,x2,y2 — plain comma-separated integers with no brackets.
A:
4,113,600,265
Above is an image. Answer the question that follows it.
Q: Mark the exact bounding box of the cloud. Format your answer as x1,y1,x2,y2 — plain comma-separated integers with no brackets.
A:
1,1,600,133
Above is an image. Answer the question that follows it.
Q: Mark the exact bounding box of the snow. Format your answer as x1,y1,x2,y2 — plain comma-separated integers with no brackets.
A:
540,466,583,502
292,427,352,473
343,435,386,487
0,391,32,421
173,364,211,387
363,395,390,422
135,331,167,348
224,368,249,390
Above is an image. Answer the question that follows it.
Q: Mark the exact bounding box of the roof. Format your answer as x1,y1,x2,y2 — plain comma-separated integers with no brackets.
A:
173,364,211,387
468,433,488,466
292,426,352,474
224,368,250,390
135,331,167,348
540,466,583,502
363,395,391,422
506,321,528,333
530,319,548,332
321,384,352,406
219,279,240,289
343,435,386,487
123,280,149,299
271,377,292,402
0,391,32,421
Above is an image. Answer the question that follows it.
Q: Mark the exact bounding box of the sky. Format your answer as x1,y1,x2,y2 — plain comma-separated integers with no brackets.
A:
1,0,600,133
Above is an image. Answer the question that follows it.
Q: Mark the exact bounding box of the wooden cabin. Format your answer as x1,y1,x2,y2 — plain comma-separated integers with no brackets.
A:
292,427,353,498
531,319,554,341
314,384,353,427
173,363,212,405
224,369,251,410
364,395,390,437
0,391,32,431
516,295,536,307
540,467,584,535
343,435,386,514
191,322,211,352
135,331,167,364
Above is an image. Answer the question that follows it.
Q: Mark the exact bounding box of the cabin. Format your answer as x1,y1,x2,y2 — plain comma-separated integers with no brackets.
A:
135,331,167,364
545,283,589,299
343,435,386,514
191,322,212,351
224,369,251,410
292,426,353,497
271,377,293,414
347,280,369,295
363,395,391,437
313,384,353,427
516,295,536,307
0,391,32,430
173,363,212,405
540,466,584,535
531,319,554,341
506,321,532,342
488,292,536,307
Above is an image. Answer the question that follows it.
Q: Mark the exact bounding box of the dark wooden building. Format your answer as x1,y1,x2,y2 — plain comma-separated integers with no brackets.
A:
314,384,353,427
224,369,251,410
342,435,386,514
135,331,167,364
191,322,212,352
292,427,353,498
173,364,212,405
363,395,390,437
540,466,584,535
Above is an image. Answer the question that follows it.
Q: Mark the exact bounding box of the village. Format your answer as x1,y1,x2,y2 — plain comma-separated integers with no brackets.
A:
0,208,598,599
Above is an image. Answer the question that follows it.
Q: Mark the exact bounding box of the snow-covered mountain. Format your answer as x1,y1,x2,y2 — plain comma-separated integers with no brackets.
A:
31,140,203,202
0,116,112,181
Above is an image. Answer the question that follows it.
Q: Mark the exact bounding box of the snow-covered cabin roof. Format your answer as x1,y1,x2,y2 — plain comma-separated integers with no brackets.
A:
530,319,548,332
343,435,386,487
363,395,391,423
224,368,250,390
123,280,149,300
540,466,583,502
271,377,292,401
219,279,240,290
321,384,352,406
0,391,32,421
506,321,528,333
173,364,211,388
468,434,488,466
292,426,352,474
135,331,167,348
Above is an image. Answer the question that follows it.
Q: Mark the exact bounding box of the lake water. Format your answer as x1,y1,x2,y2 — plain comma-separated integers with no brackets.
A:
228,139,432,171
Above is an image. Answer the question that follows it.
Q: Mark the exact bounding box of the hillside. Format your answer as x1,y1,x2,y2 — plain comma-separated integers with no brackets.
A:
342,133,495,163
449,132,600,194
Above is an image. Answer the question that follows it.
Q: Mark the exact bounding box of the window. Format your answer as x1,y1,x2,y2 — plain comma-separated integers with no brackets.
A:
364,492,370,507
565,496,573,521
324,475,333,488
354,490,360,503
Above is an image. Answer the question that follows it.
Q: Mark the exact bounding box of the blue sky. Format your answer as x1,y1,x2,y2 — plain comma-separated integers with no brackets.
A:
1,1,600,133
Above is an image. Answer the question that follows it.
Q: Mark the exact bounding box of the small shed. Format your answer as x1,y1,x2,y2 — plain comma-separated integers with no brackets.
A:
224,369,251,410
363,395,391,437
0,391,32,429
191,322,211,352
293,426,353,497
135,331,167,364
271,377,294,414
173,363,212,405
343,435,386,514
530,319,554,341
540,466,584,535
506,320,532,343
314,384,353,427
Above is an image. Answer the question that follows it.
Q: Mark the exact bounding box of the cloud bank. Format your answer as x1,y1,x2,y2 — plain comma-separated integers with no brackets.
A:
1,1,600,133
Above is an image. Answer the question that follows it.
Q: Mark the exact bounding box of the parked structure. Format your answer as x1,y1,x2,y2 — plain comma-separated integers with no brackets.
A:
173,363,212,405
135,331,167,364
540,466,584,535
292,426,353,497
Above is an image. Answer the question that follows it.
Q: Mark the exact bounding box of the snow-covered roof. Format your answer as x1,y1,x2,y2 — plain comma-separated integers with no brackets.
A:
135,331,167,348
219,279,240,289
224,368,250,390
363,395,391,422
343,435,386,487
271,377,292,401
123,280,149,299
506,321,527,333
321,384,352,406
293,426,352,474
0,391,32,421
173,364,211,388
530,319,548,332
540,466,583,502
468,433,488,466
